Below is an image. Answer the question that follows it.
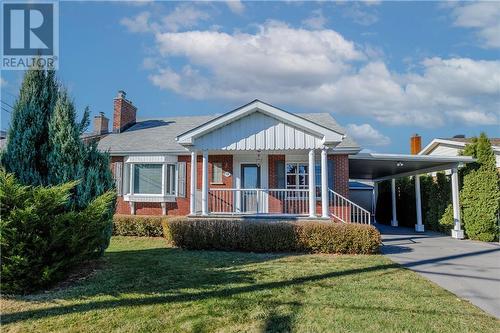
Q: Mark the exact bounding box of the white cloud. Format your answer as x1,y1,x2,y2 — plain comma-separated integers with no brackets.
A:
161,4,210,32
342,3,379,26
346,123,391,146
226,0,245,15
450,2,500,48
121,11,151,33
122,16,500,128
120,4,209,33
302,9,327,29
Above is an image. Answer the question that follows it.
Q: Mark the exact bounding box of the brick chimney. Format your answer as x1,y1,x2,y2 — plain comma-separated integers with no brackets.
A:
113,90,137,133
93,112,109,135
410,133,422,155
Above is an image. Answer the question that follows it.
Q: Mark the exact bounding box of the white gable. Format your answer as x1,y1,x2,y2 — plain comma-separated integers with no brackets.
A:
194,111,324,151
176,100,344,149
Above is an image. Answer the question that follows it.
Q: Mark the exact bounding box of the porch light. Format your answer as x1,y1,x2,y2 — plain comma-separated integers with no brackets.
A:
396,161,404,167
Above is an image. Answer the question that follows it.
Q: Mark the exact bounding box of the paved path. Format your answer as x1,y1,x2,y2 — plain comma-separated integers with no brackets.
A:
377,224,500,318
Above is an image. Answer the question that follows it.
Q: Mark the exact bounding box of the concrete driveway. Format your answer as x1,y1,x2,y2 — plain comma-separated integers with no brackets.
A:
377,224,500,319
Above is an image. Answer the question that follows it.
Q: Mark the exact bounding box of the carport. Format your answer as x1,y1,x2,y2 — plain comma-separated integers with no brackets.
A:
349,153,475,239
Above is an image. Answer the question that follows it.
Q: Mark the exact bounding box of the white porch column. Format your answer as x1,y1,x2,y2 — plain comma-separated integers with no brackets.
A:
308,149,317,217
373,181,379,223
201,150,208,216
321,148,329,218
451,167,464,239
190,151,197,215
415,175,424,232
391,178,398,227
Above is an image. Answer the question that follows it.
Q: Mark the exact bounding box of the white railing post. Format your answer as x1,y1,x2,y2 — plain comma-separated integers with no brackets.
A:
201,150,208,215
321,148,329,218
190,151,197,215
391,178,398,227
308,149,316,218
451,167,464,239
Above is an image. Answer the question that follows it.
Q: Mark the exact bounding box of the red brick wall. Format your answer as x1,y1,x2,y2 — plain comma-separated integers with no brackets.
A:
268,155,285,213
113,97,137,133
112,154,233,216
329,154,349,198
268,155,285,188
111,153,349,216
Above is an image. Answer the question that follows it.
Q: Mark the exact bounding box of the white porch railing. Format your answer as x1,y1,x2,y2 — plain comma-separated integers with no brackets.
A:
208,188,371,224
328,189,371,224
208,189,309,215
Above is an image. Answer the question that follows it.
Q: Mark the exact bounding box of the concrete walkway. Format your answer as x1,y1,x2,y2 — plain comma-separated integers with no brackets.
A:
377,224,500,319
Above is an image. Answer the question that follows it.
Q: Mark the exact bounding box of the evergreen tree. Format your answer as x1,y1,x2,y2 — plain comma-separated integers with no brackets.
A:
460,133,500,241
48,90,82,185
76,142,115,209
2,68,58,185
425,173,451,231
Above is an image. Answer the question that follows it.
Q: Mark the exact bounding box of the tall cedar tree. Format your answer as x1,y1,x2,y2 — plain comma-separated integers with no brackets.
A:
2,69,114,209
2,69,58,185
48,90,82,185
460,133,500,241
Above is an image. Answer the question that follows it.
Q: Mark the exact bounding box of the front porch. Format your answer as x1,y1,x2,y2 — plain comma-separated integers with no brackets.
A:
175,100,369,223
188,150,370,224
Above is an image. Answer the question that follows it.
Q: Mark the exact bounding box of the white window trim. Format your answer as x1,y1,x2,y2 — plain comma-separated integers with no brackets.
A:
123,161,178,202
286,161,325,199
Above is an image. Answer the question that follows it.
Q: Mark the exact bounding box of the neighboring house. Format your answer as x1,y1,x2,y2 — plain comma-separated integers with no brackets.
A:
81,112,111,144
98,91,473,238
419,136,500,171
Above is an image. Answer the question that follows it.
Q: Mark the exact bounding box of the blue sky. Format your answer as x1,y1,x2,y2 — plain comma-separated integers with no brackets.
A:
1,1,499,153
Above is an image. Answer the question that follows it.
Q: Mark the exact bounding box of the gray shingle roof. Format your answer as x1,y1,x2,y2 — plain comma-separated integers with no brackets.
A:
97,112,359,154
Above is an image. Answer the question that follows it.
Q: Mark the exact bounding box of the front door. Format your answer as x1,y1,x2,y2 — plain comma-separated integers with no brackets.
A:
241,164,261,213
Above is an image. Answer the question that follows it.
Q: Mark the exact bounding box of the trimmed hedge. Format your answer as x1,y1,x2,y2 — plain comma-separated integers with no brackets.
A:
113,215,165,237
162,218,380,254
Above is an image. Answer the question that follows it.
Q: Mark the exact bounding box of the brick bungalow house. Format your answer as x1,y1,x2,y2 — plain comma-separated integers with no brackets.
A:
98,91,473,238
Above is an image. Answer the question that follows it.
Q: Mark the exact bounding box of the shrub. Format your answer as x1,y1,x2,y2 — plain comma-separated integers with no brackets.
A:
439,204,455,234
460,168,499,241
460,133,500,241
425,173,451,232
113,215,165,237
162,218,380,254
0,170,115,294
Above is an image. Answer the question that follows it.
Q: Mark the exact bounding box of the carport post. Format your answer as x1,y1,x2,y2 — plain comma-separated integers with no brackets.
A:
451,167,464,239
391,179,398,227
415,175,424,232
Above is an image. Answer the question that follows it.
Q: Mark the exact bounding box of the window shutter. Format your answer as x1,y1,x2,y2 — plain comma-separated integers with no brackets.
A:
114,162,123,196
177,162,186,197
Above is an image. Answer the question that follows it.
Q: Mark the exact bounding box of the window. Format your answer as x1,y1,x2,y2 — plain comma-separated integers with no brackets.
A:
165,164,176,195
131,163,179,196
286,163,308,190
286,161,334,198
134,164,162,194
212,162,223,183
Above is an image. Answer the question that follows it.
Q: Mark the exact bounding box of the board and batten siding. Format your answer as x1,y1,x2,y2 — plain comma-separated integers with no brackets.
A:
194,112,324,151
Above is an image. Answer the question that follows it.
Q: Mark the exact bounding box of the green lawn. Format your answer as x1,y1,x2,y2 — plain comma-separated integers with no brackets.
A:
1,237,498,333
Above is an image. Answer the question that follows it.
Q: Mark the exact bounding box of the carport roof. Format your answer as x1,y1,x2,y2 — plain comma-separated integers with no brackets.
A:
349,153,474,181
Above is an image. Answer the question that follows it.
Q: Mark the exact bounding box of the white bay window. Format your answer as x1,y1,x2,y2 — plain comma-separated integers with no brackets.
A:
123,156,185,202
134,164,163,194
